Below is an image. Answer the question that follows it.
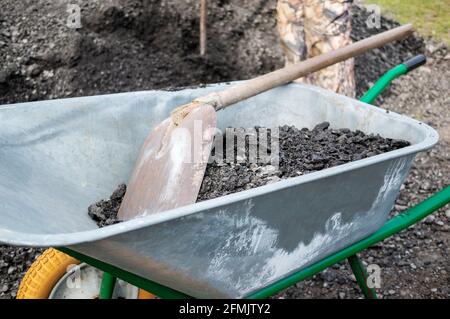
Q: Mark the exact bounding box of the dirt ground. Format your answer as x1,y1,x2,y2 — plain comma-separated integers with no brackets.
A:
0,0,448,299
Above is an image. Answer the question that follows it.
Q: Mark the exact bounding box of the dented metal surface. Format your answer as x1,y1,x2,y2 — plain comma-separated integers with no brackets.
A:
0,83,438,298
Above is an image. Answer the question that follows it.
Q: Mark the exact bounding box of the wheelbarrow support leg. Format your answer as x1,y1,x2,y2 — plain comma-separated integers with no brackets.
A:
99,272,117,299
347,254,377,299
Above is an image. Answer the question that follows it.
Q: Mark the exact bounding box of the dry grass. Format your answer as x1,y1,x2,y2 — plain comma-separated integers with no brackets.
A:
364,0,450,45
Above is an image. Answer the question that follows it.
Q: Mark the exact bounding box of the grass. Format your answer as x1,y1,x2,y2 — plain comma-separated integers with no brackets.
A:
364,0,450,45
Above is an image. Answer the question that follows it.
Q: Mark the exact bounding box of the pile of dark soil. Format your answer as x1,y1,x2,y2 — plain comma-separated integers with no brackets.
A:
88,122,410,227
88,184,126,228
0,1,424,105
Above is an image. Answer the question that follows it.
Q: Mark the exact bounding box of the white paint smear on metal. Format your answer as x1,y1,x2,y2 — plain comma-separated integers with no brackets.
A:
204,158,408,295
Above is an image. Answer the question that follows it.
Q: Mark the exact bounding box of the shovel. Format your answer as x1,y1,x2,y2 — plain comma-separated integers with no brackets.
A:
118,24,414,221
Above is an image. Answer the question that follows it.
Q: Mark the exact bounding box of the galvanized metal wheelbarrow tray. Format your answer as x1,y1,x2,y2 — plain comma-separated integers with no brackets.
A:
1,56,449,298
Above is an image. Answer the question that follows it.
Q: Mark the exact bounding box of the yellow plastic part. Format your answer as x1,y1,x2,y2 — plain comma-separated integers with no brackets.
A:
138,289,157,299
17,248,79,299
17,248,156,299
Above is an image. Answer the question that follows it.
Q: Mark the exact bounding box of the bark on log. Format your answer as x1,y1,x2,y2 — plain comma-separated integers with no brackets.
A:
277,0,356,97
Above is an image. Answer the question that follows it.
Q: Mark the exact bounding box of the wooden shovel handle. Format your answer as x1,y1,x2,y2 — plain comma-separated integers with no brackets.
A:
200,0,207,56
196,24,414,110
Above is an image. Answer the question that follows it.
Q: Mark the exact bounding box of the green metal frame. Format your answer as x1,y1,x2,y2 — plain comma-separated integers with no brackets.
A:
360,64,408,105
58,246,191,299
56,58,450,299
348,254,377,299
360,54,426,105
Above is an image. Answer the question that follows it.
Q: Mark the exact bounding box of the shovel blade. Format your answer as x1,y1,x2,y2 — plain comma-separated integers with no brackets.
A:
118,104,216,220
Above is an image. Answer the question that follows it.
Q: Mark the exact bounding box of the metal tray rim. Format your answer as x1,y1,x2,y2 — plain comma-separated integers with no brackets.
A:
0,84,439,247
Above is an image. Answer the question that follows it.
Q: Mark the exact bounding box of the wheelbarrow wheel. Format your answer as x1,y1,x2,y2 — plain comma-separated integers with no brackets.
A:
17,248,155,299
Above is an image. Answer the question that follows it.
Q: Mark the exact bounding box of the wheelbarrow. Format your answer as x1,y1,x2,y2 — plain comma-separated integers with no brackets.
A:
1,56,449,299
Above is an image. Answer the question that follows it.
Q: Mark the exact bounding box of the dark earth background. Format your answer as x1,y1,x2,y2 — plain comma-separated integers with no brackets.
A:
0,0,449,298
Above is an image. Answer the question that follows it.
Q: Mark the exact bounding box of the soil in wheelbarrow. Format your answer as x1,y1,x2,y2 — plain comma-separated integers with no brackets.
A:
88,122,410,227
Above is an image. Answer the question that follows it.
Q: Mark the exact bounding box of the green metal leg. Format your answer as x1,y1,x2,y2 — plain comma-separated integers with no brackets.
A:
348,254,377,299
99,272,117,299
